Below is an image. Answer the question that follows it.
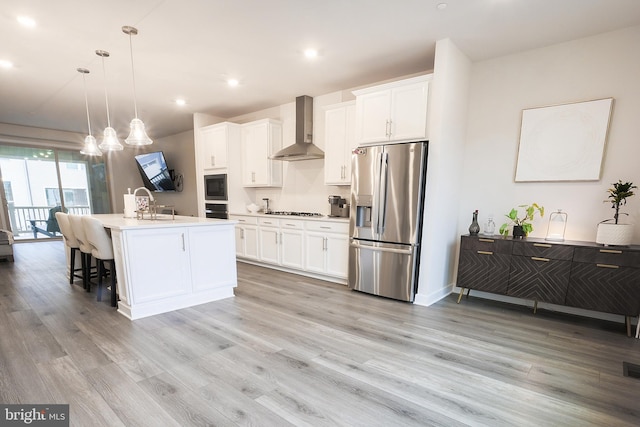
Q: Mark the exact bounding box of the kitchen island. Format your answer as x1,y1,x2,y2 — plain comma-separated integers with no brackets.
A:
93,214,237,320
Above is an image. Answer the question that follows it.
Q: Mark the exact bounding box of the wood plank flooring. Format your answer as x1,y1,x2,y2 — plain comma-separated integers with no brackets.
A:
1,240,640,426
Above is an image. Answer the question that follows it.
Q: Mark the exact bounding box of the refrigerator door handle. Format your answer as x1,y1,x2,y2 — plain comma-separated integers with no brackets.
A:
371,152,383,238
378,152,389,235
350,241,413,255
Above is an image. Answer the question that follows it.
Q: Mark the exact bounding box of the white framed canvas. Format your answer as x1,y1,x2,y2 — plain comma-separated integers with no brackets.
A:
514,98,613,182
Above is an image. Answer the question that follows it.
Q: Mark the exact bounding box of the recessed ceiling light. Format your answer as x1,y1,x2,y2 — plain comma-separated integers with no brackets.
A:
436,3,447,10
304,49,318,59
227,78,239,87
175,98,186,106
0,60,13,69
17,15,36,28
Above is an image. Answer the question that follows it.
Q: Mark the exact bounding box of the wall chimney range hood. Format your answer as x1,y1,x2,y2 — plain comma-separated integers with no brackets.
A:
270,95,324,161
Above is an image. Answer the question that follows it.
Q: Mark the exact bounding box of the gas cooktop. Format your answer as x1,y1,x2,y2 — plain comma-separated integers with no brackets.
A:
264,211,324,217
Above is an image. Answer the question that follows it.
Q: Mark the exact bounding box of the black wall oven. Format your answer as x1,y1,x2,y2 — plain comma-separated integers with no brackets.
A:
204,174,227,201
205,203,228,219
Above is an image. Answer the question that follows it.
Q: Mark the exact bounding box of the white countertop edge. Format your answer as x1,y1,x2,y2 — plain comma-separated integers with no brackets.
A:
229,212,349,223
92,213,237,230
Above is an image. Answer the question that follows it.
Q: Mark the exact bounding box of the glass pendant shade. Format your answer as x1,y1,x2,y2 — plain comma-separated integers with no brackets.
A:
81,135,102,156
100,126,124,151
96,50,124,151
122,25,152,146
125,118,152,146
77,67,102,156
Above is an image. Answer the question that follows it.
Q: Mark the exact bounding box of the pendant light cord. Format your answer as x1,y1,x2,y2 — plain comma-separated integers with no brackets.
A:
100,55,112,128
82,72,92,136
128,33,139,119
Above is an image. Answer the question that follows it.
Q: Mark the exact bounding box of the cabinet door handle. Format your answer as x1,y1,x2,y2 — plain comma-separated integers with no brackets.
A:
478,238,494,243
238,219,246,222
597,263,620,269
263,221,272,225
531,257,550,262
385,119,391,137
320,226,331,230
600,249,622,254
181,234,185,251
285,223,296,227
477,250,493,255
251,172,255,182
323,237,327,251
240,229,245,239
211,155,215,166
533,243,552,248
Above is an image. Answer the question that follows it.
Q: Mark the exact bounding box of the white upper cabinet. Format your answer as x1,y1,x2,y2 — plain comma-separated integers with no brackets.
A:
241,119,283,187
324,101,356,185
353,74,431,145
197,122,238,171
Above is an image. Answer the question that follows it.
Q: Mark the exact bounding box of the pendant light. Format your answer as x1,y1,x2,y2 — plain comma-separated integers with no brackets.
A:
78,68,102,156
96,50,123,151
122,25,152,146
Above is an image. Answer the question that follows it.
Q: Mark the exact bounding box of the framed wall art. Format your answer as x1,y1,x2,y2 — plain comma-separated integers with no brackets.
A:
514,98,614,182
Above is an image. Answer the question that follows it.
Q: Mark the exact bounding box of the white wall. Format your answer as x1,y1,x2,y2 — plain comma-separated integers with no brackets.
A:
414,39,472,306
108,130,198,217
459,25,640,245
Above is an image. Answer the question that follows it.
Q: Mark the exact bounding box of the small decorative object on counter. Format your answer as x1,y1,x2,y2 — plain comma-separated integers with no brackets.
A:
596,180,636,246
499,203,544,238
482,215,496,236
468,210,480,236
545,209,567,241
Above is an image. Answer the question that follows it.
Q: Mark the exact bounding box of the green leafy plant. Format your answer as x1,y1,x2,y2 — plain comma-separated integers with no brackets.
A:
604,180,636,224
499,203,544,236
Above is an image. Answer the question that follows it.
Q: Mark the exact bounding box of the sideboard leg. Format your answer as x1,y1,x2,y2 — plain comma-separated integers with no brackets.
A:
533,300,538,314
636,316,640,339
625,316,631,337
457,288,465,303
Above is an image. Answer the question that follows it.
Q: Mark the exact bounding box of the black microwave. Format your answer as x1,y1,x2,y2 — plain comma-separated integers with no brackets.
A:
204,174,228,201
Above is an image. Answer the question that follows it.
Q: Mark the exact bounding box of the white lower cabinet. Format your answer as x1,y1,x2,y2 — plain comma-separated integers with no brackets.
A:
233,215,258,260
258,217,280,264
280,220,305,270
305,221,349,278
231,214,349,282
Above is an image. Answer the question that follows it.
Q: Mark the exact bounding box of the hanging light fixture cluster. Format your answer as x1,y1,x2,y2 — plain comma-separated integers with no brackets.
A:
79,25,152,156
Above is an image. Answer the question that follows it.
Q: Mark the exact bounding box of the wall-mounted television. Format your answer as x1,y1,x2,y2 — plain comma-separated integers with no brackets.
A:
134,151,176,192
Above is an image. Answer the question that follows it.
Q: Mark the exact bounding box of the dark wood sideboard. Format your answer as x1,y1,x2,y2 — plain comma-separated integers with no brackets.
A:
456,235,640,336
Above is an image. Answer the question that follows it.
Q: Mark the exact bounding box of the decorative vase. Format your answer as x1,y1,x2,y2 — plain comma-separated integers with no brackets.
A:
596,223,634,246
469,210,480,236
513,225,526,239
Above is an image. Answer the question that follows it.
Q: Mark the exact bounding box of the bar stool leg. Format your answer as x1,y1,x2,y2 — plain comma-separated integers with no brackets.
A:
97,260,104,302
110,260,117,307
69,247,76,285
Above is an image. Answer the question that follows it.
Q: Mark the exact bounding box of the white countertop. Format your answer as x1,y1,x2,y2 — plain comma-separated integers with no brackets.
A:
92,214,237,230
229,212,349,223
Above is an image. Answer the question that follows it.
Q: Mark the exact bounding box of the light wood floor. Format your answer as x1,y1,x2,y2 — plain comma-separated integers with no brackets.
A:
1,241,640,426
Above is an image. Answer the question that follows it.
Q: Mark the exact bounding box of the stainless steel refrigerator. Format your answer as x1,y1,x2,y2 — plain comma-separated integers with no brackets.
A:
348,141,428,302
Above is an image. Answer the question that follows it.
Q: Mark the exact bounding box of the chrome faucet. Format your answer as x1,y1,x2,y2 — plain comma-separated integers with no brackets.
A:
133,187,156,219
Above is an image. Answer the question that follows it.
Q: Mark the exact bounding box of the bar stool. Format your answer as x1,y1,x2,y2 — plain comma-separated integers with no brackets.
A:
54,212,83,285
82,216,117,307
68,214,95,292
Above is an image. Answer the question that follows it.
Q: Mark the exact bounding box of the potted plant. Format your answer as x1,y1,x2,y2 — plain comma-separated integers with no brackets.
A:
499,203,544,238
596,180,636,246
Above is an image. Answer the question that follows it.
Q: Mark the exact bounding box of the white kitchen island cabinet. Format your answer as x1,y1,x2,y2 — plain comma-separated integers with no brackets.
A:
93,214,237,320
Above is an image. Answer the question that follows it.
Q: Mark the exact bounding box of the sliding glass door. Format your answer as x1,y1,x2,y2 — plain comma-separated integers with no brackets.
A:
0,145,110,240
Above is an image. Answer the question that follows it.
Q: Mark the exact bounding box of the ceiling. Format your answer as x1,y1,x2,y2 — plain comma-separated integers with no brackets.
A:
1,0,640,140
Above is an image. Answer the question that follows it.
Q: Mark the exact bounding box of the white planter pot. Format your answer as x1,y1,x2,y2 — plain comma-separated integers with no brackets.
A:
596,223,634,246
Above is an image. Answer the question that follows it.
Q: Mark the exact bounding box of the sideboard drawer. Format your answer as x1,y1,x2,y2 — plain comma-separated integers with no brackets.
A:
573,247,640,268
512,241,574,260
460,235,513,254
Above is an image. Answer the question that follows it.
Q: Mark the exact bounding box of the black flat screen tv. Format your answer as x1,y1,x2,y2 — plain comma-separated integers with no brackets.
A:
134,151,176,192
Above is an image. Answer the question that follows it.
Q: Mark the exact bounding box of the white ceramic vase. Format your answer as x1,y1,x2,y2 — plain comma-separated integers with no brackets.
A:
595,223,634,246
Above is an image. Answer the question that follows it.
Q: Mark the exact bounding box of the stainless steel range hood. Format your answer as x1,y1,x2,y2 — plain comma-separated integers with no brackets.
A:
270,95,324,161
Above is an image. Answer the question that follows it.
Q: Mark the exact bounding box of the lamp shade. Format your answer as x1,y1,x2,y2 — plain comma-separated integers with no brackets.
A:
80,135,102,156
99,126,124,151
125,118,152,146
